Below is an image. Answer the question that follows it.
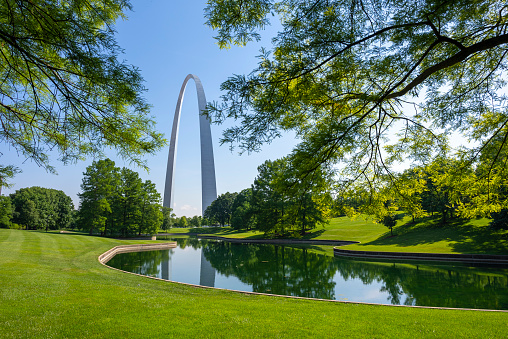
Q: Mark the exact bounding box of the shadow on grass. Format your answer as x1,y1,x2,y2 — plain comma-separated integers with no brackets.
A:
358,216,508,254
301,228,326,240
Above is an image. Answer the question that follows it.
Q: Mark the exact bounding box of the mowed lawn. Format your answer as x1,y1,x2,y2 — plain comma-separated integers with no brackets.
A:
165,215,508,255
0,229,506,338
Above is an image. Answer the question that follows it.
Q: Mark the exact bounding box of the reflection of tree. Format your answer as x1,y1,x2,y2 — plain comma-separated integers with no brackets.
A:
107,249,170,278
203,242,338,299
334,259,508,309
173,237,202,250
108,239,508,310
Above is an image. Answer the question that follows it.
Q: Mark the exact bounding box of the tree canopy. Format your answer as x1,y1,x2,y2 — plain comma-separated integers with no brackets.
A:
77,159,163,236
0,0,164,172
9,186,74,230
205,0,508,217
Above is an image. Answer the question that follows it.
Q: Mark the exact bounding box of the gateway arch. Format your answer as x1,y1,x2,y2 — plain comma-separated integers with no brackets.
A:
164,74,217,216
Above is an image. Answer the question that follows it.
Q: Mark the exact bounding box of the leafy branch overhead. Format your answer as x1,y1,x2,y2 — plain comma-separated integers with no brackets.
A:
0,0,165,171
206,0,508,216
205,0,508,216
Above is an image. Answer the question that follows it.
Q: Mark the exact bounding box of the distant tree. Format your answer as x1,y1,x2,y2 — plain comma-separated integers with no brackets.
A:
161,207,173,231
115,168,143,236
205,192,238,226
251,159,288,235
13,197,38,230
10,186,73,230
137,180,162,236
54,192,74,230
201,217,211,227
78,159,119,235
251,158,331,235
0,196,13,228
178,216,188,228
230,188,254,230
381,215,397,237
189,215,202,227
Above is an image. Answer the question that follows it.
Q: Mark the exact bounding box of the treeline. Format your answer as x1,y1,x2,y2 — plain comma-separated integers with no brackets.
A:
168,215,212,228
336,154,508,231
77,159,165,236
204,157,332,236
0,187,74,230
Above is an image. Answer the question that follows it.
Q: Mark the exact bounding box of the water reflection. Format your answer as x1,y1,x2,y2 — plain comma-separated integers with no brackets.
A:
106,238,508,310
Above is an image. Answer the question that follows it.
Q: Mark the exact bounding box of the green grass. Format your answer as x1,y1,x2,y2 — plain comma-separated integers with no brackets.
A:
164,215,508,255
0,229,506,338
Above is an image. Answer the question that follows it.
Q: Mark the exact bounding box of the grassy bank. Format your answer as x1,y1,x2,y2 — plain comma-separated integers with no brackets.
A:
164,215,508,255
1,229,506,338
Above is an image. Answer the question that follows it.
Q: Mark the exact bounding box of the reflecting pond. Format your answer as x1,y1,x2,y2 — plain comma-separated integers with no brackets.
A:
107,238,508,310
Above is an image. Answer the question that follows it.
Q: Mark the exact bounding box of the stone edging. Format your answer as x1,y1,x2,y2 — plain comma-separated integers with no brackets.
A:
333,248,508,264
195,235,358,246
98,243,177,264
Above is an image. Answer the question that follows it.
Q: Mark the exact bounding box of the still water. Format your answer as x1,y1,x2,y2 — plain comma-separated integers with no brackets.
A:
107,238,508,310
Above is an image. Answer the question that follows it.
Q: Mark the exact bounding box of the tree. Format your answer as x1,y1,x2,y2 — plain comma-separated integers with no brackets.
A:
0,196,12,228
204,192,238,226
230,188,255,230
205,0,508,215
161,207,173,231
78,159,119,235
137,180,162,236
10,186,73,230
0,1,164,173
178,216,188,228
189,215,202,227
251,159,287,235
116,168,143,236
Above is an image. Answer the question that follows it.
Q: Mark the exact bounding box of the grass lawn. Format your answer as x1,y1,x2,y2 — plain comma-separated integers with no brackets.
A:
0,229,506,338
165,215,508,255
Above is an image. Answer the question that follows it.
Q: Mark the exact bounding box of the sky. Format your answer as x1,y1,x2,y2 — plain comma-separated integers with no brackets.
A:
1,0,297,216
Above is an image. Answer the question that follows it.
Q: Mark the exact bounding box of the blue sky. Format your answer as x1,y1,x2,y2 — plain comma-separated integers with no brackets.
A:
1,0,296,216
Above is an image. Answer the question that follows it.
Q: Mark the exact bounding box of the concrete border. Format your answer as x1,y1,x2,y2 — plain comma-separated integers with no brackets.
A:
333,248,508,264
195,235,358,246
98,242,177,264
160,233,508,265
98,241,508,312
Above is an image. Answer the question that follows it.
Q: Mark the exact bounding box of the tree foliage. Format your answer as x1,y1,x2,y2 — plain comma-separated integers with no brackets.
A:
230,188,255,230
0,0,164,172
77,159,162,236
204,192,238,226
247,157,330,235
10,186,73,230
0,195,13,228
0,165,21,196
205,0,508,217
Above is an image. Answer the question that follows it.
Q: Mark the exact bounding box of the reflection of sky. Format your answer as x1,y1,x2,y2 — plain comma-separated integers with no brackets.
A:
165,247,201,285
215,273,253,293
333,278,390,304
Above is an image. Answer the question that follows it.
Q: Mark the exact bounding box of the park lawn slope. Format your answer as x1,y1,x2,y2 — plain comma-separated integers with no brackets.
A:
0,229,506,338
165,215,508,255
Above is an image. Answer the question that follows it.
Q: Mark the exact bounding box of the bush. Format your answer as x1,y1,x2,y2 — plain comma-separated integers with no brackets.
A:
8,223,24,230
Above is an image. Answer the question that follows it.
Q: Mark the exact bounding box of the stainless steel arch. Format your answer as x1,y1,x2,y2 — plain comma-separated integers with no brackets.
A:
163,74,217,216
